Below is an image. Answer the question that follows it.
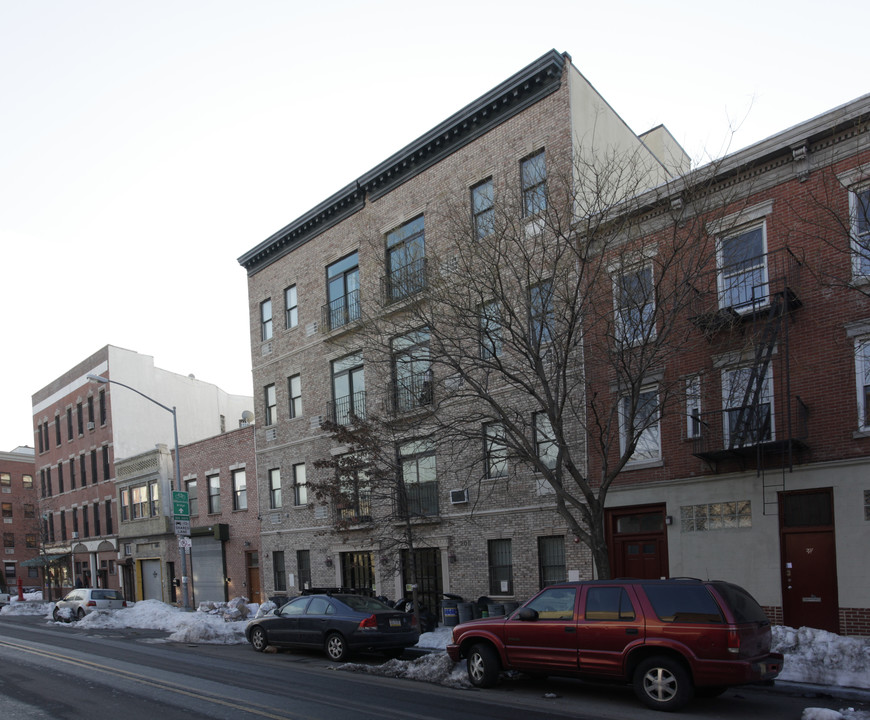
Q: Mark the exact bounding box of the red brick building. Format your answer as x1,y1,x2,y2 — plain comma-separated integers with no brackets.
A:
587,96,870,635
1,446,38,594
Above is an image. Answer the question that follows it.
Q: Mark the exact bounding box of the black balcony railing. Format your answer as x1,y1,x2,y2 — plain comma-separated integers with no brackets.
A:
337,491,372,525
321,289,360,332
383,258,427,304
327,391,367,425
390,371,433,414
398,481,439,518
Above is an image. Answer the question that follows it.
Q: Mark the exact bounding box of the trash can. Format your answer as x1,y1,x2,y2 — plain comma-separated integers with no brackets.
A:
442,600,459,627
457,602,475,624
487,603,505,617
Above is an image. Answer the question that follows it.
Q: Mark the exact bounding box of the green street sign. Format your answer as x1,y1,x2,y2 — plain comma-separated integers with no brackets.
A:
172,490,189,517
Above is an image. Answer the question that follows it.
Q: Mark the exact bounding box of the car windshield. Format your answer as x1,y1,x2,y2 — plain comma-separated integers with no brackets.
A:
92,590,123,600
335,595,393,613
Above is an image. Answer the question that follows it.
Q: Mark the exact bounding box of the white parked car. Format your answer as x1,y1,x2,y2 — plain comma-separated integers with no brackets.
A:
53,588,126,621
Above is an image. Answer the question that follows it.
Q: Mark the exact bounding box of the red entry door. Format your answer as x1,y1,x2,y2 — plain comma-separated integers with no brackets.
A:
781,530,839,632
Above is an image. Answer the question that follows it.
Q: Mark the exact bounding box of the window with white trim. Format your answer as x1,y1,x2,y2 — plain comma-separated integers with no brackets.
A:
484,422,507,478
471,179,494,239
285,284,298,328
851,185,870,278
232,469,247,511
620,387,661,463
288,374,302,419
521,150,546,217
717,223,768,313
269,468,282,509
686,376,702,439
614,263,655,344
261,298,273,341
534,412,558,470
721,365,773,446
293,463,307,506
855,337,870,431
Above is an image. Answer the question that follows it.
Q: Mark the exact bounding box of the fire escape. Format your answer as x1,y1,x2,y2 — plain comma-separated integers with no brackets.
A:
690,247,809,514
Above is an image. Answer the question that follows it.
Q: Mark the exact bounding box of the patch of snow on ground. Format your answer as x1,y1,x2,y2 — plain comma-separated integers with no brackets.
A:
802,710,870,720
339,651,470,688
773,626,870,690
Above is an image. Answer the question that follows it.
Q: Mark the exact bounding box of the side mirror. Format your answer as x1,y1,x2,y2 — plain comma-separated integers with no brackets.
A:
517,607,539,621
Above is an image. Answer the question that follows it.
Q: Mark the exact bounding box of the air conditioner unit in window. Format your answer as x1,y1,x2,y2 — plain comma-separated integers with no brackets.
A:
87,422,95,431
71,532,79,539
449,489,468,505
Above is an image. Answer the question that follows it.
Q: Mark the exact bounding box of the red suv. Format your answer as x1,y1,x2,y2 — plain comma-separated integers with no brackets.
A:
446,579,782,712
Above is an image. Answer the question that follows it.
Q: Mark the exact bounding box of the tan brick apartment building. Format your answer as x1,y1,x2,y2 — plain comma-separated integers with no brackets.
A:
1,446,38,593
31,345,253,599
238,51,688,613
584,95,870,635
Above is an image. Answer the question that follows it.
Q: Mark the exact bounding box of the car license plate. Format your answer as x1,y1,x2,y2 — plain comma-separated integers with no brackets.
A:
389,618,402,628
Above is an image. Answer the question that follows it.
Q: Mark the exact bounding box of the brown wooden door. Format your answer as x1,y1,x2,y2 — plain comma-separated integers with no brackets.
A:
246,552,261,604
780,489,839,633
606,505,668,580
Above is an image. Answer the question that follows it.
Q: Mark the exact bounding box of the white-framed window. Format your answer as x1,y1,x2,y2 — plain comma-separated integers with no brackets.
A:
326,252,360,329
288,374,302,419
399,440,438,517
293,463,307,506
186,479,198,516
264,384,277,426
479,301,502,359
332,353,365,424
529,280,554,344
717,223,768,313
614,263,655,344
681,501,752,532
521,149,546,217
261,298,273,341
534,412,558,470
721,365,774,447
850,185,870,278
285,284,298,328
620,387,661,463
855,337,870,431
207,474,221,514
484,422,508,478
232,469,247,511
686,375,702,439
471,178,494,239
269,468,282,509
387,216,425,302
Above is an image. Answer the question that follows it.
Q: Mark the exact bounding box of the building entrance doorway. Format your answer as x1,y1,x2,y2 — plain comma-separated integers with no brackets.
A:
606,505,669,579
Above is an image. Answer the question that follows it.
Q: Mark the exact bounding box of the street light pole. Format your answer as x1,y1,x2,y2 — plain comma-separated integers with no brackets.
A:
87,374,191,610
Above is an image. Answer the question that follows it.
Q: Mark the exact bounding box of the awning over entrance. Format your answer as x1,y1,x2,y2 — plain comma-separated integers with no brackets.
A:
20,553,70,567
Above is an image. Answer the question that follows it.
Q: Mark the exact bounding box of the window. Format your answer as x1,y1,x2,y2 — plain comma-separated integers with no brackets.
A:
99,389,106,425
399,440,438,517
268,468,282,509
57,462,64,493
91,450,98,484
585,586,636,621
80,453,87,485
1,503,11,518
526,586,576,619
538,536,566,587
337,455,371,524
131,484,149,519
686,376,702,439
292,463,307,506
681,501,752,531
326,252,360,330
186,479,198,516
37,423,43,454
850,185,870,277
386,216,425,301
69,459,75,489
471,179,494,239
2,533,13,548
66,407,73,440
22,475,32,489
529,280,554,344
45,467,52,496
620,387,661,463
60,510,67,541
232,469,247,511
718,224,768,313
83,503,90,537
0,473,8,487
87,396,94,426
392,330,431,413
105,500,113,535
487,538,513,595
479,301,502,359
722,365,773,447
120,488,129,521
207,475,221,514
521,150,547,217
484,422,507,478
77,402,84,435
273,550,287,592
331,353,365,424
285,284,298,328
534,412,558,470
615,264,655,344
856,338,870,431
261,298,273,341
288,374,302,419
297,549,311,590
55,416,61,446
23,503,35,518
264,384,277,426
102,446,110,481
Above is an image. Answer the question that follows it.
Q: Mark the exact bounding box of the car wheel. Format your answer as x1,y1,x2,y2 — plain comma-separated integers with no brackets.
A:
325,632,349,662
467,643,500,688
249,626,268,652
633,655,693,712
52,607,61,622
76,608,86,620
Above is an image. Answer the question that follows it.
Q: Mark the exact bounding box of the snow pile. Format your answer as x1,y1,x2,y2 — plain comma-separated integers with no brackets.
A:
802,710,869,720
773,626,870,690
339,651,470,688
195,596,259,623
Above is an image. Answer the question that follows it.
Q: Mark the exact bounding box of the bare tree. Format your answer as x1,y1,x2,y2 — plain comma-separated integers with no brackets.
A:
317,142,738,580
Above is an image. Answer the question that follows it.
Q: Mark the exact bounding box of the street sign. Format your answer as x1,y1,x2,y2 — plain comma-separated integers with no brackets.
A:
178,537,192,549
174,519,191,536
172,490,189,517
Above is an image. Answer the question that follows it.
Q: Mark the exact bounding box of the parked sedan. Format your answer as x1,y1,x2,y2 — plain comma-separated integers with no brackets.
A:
245,593,420,661
53,588,127,621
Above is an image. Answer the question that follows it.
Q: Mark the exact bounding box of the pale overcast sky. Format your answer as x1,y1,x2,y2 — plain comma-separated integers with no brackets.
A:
2,0,866,447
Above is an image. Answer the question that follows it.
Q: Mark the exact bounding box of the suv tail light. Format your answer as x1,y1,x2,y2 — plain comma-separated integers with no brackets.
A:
727,628,741,655
358,614,378,631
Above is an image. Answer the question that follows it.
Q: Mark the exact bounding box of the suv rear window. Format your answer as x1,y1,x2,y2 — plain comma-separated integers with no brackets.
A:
712,582,769,624
644,584,724,623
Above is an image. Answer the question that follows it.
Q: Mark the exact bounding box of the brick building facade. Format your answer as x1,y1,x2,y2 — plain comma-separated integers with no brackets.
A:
1,446,38,593
238,51,685,615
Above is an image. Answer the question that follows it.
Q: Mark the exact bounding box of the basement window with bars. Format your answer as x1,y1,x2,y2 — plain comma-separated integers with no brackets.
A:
681,501,751,532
